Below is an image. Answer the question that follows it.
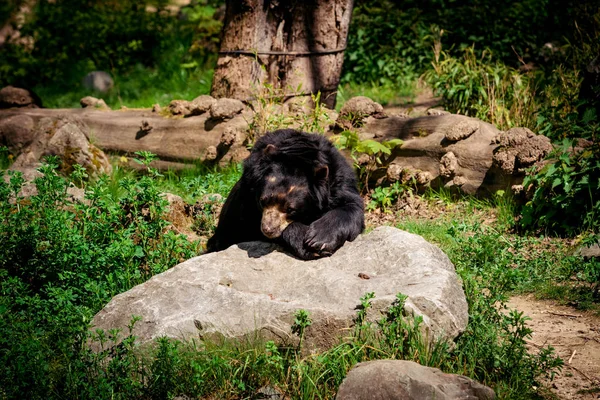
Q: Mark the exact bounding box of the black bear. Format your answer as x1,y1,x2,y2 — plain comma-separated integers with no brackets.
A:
206,129,365,260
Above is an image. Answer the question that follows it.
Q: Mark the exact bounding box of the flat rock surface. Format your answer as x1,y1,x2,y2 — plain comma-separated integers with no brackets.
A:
91,227,468,349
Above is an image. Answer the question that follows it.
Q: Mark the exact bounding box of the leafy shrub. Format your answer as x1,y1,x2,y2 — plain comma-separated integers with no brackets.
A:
423,47,537,130
0,155,199,398
521,137,600,237
343,0,432,87
335,129,403,192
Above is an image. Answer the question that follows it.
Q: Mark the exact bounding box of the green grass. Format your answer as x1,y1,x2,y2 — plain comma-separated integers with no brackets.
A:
335,81,418,110
35,65,214,109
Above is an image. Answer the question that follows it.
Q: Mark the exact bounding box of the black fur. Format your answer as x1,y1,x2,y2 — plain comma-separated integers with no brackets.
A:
206,129,365,260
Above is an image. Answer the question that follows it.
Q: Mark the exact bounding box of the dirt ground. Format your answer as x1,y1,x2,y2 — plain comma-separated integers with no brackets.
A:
508,295,600,399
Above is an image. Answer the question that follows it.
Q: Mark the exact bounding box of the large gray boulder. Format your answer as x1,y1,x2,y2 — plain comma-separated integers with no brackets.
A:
336,360,495,400
91,227,468,350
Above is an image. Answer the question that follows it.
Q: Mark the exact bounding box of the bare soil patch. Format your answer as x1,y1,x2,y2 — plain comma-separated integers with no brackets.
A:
508,295,600,399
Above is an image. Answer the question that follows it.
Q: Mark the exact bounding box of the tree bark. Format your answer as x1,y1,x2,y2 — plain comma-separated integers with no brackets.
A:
211,0,354,109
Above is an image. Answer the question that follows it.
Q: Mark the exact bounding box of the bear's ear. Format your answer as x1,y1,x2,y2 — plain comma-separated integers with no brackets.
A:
315,165,329,181
264,144,278,155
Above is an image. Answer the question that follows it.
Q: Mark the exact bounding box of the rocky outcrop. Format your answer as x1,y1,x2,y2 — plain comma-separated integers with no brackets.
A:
91,227,468,350
209,98,245,120
336,360,495,400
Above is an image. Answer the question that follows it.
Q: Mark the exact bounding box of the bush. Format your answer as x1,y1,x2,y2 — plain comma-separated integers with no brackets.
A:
0,156,199,398
423,47,538,130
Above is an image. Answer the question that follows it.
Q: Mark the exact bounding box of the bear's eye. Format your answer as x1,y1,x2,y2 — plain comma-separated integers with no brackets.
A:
286,206,296,214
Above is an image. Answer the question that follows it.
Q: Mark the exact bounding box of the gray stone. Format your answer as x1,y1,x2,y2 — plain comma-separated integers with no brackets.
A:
82,71,114,93
209,98,245,120
336,360,495,400
91,227,468,350
576,241,600,258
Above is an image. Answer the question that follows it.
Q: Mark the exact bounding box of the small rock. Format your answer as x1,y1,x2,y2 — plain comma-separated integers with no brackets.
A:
386,164,403,182
169,100,192,116
415,171,433,185
80,96,110,110
204,145,218,161
439,152,458,178
140,120,153,134
152,103,162,113
82,71,114,93
427,108,450,116
339,96,384,118
209,98,245,120
338,96,385,128
444,119,479,142
189,95,217,116
220,127,237,146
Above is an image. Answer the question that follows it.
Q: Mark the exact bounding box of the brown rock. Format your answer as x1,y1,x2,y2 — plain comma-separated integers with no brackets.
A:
0,114,35,153
493,127,553,174
338,96,385,128
0,86,41,108
439,152,458,178
444,119,479,142
210,98,245,120
190,95,217,116
80,96,110,110
169,100,192,116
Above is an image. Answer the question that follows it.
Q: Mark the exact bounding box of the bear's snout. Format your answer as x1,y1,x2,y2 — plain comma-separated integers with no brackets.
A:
261,206,291,238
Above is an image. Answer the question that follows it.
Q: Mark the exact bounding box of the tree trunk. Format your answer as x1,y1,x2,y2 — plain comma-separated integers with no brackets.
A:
211,0,354,109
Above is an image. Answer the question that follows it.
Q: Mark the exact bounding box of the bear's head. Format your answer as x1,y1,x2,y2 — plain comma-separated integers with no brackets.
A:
245,139,329,239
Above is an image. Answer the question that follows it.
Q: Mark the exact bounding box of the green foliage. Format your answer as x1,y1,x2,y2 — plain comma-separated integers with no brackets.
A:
291,309,312,352
1,0,222,108
2,0,169,85
423,47,537,130
0,156,199,398
335,129,403,192
343,1,432,87
521,137,600,237
368,182,405,212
